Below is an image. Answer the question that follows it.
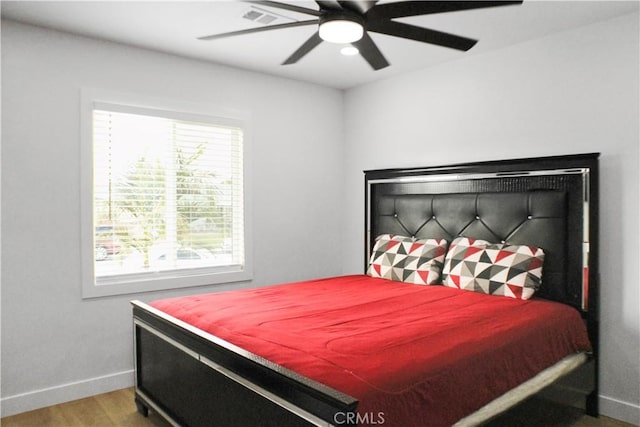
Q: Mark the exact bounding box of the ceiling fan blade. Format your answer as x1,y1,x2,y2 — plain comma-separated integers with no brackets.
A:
198,20,317,41
339,0,377,14
368,1,522,20
367,20,477,51
316,0,343,10
353,33,389,70
246,1,321,17
282,32,323,65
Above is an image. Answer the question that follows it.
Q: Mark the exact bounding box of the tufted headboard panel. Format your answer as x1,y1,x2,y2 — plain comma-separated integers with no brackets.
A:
373,191,568,300
364,154,599,315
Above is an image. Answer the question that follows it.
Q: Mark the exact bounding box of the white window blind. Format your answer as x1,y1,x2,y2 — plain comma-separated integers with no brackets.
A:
91,104,245,286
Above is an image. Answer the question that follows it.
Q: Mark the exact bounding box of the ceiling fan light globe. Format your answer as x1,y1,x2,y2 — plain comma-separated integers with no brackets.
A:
340,46,359,56
319,19,364,44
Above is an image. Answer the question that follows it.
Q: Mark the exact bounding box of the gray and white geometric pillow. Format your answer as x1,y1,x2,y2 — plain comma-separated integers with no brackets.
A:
442,237,545,300
367,234,448,285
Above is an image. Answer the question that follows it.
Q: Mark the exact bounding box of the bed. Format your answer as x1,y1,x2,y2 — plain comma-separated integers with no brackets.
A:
132,153,599,426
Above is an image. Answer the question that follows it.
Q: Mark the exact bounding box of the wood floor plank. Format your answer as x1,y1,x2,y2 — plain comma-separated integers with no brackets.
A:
1,389,168,427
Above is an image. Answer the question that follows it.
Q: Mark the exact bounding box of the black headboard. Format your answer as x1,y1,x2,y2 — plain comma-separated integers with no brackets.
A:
364,153,599,315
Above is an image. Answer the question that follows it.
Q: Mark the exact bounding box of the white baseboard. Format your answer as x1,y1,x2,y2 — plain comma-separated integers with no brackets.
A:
0,370,134,418
599,394,640,426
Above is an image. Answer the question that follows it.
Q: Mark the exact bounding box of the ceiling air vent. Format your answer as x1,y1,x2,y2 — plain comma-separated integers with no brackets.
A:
242,6,296,26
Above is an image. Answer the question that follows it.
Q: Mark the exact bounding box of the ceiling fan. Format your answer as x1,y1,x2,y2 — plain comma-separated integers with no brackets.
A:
198,1,523,70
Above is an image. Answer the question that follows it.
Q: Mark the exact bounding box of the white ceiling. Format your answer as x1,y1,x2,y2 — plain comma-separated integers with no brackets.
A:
2,1,638,89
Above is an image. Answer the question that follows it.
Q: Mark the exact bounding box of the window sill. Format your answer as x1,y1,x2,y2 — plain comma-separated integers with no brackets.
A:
81,268,252,299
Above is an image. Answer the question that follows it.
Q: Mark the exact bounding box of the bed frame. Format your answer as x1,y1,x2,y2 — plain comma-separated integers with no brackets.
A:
132,153,599,426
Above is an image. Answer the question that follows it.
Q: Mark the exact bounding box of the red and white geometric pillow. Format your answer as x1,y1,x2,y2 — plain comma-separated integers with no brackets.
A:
442,237,545,300
367,234,448,285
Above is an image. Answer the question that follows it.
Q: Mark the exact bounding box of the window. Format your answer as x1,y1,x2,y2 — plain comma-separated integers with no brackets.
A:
81,90,251,298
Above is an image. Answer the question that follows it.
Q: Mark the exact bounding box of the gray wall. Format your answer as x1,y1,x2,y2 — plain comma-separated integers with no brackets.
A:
343,12,639,424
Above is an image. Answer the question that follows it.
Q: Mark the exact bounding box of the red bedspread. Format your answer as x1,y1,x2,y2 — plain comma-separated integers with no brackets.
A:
151,275,591,427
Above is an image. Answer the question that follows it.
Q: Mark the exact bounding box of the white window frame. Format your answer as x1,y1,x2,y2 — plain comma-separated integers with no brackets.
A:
80,88,252,298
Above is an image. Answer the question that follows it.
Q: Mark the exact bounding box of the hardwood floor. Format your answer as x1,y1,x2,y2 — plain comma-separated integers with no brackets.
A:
1,388,635,427
1,389,167,427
